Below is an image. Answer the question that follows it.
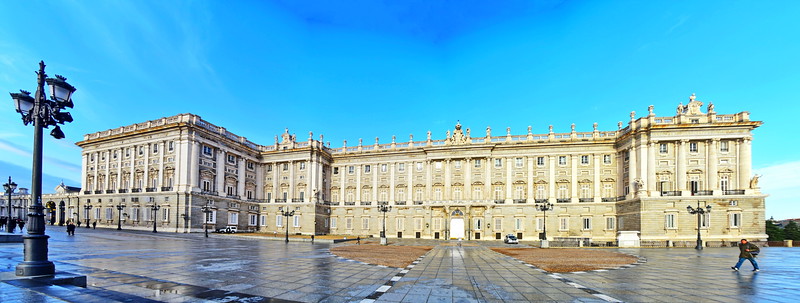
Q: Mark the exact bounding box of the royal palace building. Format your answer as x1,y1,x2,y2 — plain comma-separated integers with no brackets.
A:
68,94,767,246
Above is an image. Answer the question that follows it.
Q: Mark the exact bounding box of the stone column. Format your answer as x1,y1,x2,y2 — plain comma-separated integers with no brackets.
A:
237,155,245,199
339,165,345,203
372,162,379,202
143,145,150,190
355,164,361,202
677,140,688,192
593,154,601,202
215,149,225,195
647,141,656,193
548,156,556,202
390,163,396,203
129,148,136,190
708,139,718,192
308,157,316,202
158,141,165,189
465,158,472,200
273,162,280,202
628,143,637,196
527,157,534,202
81,153,88,191
444,159,451,201
425,160,432,201
571,155,578,202
739,137,752,190
117,147,123,191
506,157,513,203
484,157,491,201
407,161,413,203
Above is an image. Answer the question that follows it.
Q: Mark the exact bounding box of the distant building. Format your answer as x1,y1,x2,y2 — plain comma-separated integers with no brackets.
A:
70,94,767,246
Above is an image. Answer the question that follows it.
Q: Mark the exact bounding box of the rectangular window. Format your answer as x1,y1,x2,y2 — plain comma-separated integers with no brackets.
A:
720,141,729,152
475,218,482,230
162,208,169,221
494,218,502,231
205,210,216,223
132,208,139,221
474,159,482,168
606,217,615,230
229,213,238,224
398,163,405,172
397,218,405,230
293,215,300,227
536,217,544,231
283,163,289,171
260,215,266,226
364,165,371,173
433,218,440,230
152,144,158,154
689,142,698,152
434,162,442,170
331,217,337,228
249,214,257,226
494,159,502,167
659,143,668,154
299,162,306,170
105,208,113,220
416,162,423,171
580,155,589,165
454,160,461,169
515,158,524,168
332,167,338,174
168,141,174,151
348,166,355,174
582,217,591,230
730,213,741,228
381,164,387,172
515,218,522,230
665,214,676,229
537,157,545,166
346,217,353,229
559,217,569,231
415,218,422,230
362,217,369,230
267,164,273,172
558,156,567,165
603,155,612,164
276,215,283,227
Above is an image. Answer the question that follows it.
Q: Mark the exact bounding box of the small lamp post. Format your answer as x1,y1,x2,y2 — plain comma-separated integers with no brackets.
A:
115,204,125,230
535,201,554,248
151,204,161,233
83,204,93,228
687,202,711,250
3,176,17,232
280,208,295,243
377,204,392,245
201,205,212,237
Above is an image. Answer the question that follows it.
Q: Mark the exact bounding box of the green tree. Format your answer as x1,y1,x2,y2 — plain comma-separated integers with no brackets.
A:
766,220,784,241
784,221,800,241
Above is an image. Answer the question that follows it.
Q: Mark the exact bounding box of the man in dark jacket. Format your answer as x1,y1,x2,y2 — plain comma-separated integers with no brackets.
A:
732,239,760,272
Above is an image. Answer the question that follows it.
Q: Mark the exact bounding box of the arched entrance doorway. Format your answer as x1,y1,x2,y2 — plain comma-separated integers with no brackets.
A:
58,201,66,226
450,209,465,240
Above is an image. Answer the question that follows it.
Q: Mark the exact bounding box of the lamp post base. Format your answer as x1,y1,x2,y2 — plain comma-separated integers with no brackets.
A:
540,240,549,248
16,235,55,277
380,237,387,245
695,240,703,250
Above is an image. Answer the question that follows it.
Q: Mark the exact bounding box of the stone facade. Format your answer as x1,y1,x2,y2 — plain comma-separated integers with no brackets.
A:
67,94,766,245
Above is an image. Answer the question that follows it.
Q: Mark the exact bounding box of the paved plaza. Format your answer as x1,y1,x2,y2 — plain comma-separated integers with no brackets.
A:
1,227,799,302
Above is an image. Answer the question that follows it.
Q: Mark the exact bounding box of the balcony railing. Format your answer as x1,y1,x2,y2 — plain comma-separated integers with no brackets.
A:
227,194,241,199
723,190,745,195
661,191,682,196
377,201,388,205
161,187,173,191
360,201,372,206
513,199,527,204
534,199,548,203
94,190,102,194
692,190,713,196
601,197,619,202
413,201,423,205
344,202,356,206
493,199,505,204
395,201,407,205
131,188,142,193
274,198,286,203
292,198,304,203
556,198,571,203
83,191,92,194
145,188,157,192
579,198,593,202
118,189,128,193
106,190,115,194
200,190,218,196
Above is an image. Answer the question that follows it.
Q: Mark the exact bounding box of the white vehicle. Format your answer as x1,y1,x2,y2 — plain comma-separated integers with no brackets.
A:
504,234,519,244
218,226,238,234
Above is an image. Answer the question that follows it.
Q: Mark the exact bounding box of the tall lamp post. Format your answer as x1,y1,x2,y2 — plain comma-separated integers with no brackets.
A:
151,204,161,233
201,206,212,237
116,204,125,230
3,176,17,232
9,60,75,277
377,204,392,245
535,201,554,248
83,204,92,228
687,202,711,250
280,208,295,243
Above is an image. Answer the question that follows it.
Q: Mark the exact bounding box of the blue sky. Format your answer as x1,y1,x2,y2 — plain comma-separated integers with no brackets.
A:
0,1,798,219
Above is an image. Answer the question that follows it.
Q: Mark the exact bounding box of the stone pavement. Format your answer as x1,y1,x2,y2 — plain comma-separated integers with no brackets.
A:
1,226,799,302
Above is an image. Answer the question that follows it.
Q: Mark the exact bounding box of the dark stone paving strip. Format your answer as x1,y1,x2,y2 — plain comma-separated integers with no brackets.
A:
362,251,431,302
55,262,301,303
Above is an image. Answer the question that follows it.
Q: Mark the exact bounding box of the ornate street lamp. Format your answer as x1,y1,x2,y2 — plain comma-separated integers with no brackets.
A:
377,204,392,245
201,205,212,237
116,204,125,230
83,204,93,228
9,61,75,276
280,208,295,243
687,202,712,250
3,176,17,232
151,204,161,233
535,201,554,248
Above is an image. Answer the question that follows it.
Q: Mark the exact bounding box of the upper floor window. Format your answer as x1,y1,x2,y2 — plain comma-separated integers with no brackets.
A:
247,162,254,170
720,141,729,152
348,166,355,174
139,146,144,155
266,164,273,172
434,162,442,170
558,156,567,166
603,155,612,164
454,160,461,169
333,167,339,174
364,165,371,173
381,164,387,172
416,162,423,171
689,142,698,153
299,162,306,170
537,157,545,166
202,146,212,156
515,158,524,168
152,144,158,154
494,159,502,168
474,159,482,168
580,155,589,165
168,141,174,151
283,163,289,171
398,163,405,172
227,154,236,163
125,148,130,157
659,143,668,154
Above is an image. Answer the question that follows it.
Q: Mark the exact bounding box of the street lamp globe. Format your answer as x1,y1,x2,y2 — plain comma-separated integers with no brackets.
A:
45,75,76,105
3,177,17,193
10,91,34,115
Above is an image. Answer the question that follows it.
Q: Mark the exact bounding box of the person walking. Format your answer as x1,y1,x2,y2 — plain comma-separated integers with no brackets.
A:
66,220,76,236
92,221,97,229
732,239,760,272
17,219,25,231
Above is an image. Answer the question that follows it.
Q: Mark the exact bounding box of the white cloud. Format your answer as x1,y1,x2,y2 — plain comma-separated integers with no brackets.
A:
755,161,800,220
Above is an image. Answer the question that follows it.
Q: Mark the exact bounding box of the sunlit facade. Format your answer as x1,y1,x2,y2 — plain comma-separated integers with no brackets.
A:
71,94,767,245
